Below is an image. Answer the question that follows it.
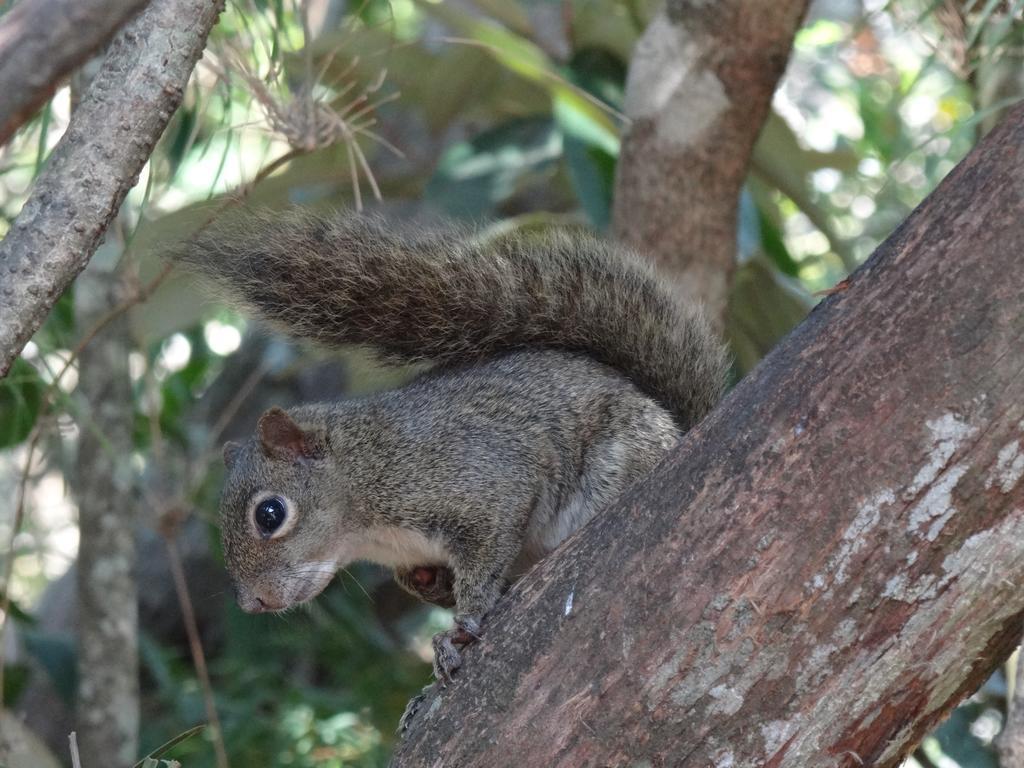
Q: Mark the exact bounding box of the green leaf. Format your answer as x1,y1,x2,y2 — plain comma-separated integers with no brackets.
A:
21,629,76,705
2,662,29,706
2,595,37,625
416,2,620,151
0,357,43,448
568,0,652,61
426,117,562,219
566,48,627,112
726,258,813,374
35,286,75,349
133,725,206,768
795,19,846,49
552,90,619,156
562,137,615,230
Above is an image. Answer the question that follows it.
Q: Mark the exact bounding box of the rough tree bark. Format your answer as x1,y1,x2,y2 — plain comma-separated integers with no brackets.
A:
0,0,148,145
0,0,225,379
612,0,809,327
393,107,1024,768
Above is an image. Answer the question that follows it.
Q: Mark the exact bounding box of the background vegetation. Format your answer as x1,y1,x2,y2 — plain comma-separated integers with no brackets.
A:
1,0,1021,765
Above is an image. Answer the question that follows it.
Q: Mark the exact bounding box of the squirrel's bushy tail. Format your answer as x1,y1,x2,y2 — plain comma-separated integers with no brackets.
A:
171,208,728,428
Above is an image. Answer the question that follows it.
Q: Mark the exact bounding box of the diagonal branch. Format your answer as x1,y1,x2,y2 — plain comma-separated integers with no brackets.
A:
0,0,225,378
0,0,149,145
612,0,810,328
394,106,1024,768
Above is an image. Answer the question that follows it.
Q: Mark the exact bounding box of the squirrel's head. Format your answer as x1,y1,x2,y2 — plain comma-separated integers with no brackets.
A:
218,406,346,613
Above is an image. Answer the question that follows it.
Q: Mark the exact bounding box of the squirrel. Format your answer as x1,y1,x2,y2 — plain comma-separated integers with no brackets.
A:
170,207,728,685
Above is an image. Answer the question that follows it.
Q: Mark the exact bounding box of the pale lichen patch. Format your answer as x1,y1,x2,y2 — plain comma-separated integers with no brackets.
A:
987,440,1024,493
708,684,745,716
818,489,895,587
796,642,839,689
908,463,968,541
905,414,977,498
762,718,798,755
621,631,635,662
940,526,1002,585
833,618,859,645
667,652,738,710
882,573,908,600
624,10,729,148
881,571,939,604
645,624,715,704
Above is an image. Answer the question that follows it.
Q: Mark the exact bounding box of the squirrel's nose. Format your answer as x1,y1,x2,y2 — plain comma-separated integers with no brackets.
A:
235,586,275,613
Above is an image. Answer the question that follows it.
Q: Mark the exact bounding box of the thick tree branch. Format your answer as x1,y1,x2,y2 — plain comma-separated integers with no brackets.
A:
0,0,225,378
0,0,148,146
612,0,809,327
394,107,1024,767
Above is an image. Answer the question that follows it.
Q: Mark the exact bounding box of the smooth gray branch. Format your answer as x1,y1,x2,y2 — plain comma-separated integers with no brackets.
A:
0,0,225,378
0,0,149,145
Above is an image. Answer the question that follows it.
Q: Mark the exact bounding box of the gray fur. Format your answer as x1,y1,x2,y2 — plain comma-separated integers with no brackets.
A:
172,207,727,428
169,208,728,680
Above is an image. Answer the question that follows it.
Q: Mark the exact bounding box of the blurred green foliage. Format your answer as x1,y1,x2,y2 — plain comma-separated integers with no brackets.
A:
1,0,1022,765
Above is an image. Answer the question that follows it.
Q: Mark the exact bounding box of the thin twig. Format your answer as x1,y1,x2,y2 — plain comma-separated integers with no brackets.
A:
69,731,83,768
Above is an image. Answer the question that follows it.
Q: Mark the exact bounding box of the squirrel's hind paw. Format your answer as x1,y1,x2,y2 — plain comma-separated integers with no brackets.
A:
395,565,456,608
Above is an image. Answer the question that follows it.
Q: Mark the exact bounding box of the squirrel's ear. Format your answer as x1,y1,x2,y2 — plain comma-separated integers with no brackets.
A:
223,441,242,469
257,407,323,462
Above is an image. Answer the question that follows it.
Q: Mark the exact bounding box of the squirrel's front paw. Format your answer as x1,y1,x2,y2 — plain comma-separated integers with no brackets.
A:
431,615,482,683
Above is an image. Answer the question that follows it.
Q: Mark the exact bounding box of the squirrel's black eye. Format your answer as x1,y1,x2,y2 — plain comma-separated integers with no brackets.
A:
254,496,288,537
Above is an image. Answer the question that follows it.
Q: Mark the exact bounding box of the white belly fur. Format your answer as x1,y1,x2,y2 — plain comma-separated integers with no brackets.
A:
348,526,452,569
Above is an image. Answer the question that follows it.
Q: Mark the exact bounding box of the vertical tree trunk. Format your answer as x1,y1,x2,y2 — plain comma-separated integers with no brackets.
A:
73,254,138,767
612,0,809,326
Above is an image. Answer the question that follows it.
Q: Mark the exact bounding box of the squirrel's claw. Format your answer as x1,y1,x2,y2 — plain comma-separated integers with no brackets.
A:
431,629,464,682
398,684,433,735
431,615,482,682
